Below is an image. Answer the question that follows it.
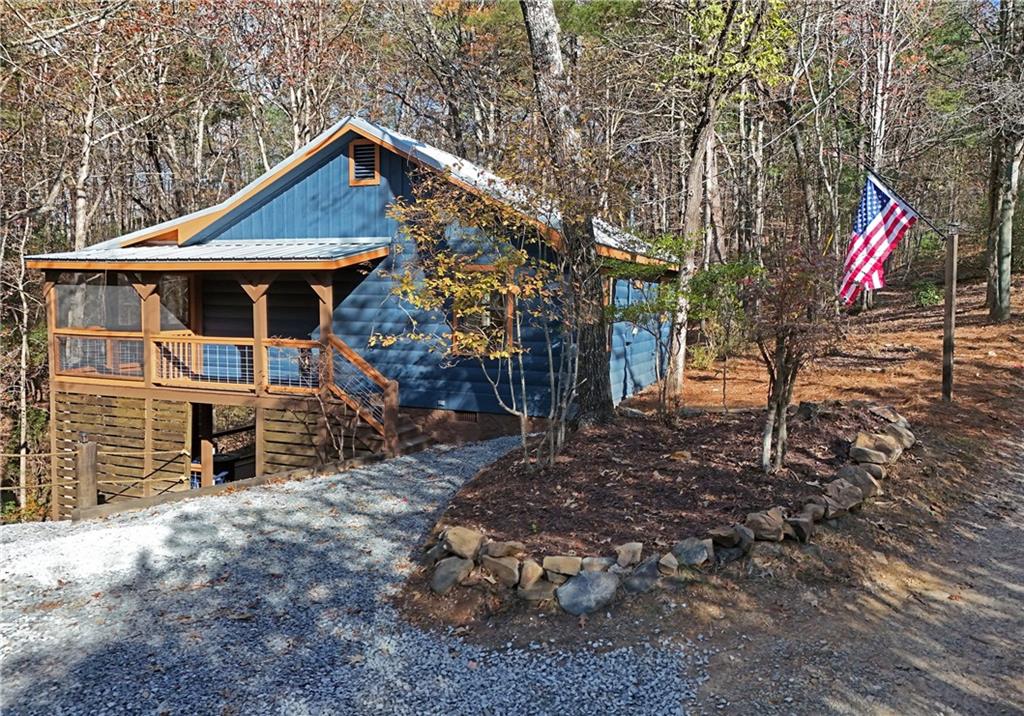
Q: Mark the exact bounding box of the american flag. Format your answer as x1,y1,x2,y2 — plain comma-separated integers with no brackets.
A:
839,173,918,305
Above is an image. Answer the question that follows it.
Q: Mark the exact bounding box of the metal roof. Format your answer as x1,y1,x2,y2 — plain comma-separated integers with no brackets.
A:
27,238,390,264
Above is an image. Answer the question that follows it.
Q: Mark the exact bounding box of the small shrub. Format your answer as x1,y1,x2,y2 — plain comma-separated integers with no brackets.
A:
911,280,943,307
689,344,715,370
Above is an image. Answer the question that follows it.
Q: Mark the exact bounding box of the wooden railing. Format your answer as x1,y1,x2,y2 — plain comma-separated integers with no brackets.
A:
53,329,145,380
327,335,399,453
153,334,255,389
53,328,398,454
265,338,322,392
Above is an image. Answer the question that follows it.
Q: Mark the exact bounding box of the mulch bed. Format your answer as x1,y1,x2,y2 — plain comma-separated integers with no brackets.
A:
438,403,890,556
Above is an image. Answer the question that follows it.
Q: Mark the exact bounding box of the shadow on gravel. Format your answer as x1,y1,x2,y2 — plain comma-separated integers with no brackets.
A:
2,444,513,714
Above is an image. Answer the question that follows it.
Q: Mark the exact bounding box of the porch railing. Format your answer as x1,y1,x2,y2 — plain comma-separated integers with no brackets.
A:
153,335,255,389
53,329,398,454
54,330,145,380
265,339,322,392
327,335,399,452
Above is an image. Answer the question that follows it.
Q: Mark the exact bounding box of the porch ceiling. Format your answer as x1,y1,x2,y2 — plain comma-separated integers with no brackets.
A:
26,237,390,272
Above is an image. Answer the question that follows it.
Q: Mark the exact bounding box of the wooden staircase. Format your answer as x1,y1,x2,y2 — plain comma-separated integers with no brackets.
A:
340,413,432,458
323,336,431,460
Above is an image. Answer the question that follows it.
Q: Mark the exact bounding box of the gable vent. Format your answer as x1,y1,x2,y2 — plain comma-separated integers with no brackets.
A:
350,141,379,185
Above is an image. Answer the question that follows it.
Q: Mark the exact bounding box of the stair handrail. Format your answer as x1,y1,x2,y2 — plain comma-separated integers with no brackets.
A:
326,335,399,455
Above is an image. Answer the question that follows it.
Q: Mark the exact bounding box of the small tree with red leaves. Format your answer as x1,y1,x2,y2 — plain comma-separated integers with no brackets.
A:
746,225,842,474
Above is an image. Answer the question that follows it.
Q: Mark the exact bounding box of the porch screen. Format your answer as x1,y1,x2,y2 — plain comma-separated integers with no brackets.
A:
55,273,141,330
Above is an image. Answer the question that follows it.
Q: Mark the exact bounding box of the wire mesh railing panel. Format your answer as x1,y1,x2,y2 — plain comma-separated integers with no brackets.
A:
266,344,322,390
154,338,254,387
55,334,144,379
331,349,386,426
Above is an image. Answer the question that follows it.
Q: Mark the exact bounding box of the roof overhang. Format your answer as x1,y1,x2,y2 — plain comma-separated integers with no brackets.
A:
25,242,389,273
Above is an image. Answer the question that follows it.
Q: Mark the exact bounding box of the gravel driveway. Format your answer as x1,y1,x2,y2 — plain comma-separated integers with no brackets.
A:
1,438,704,715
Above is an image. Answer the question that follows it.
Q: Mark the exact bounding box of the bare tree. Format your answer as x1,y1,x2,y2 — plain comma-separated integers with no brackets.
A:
519,0,614,425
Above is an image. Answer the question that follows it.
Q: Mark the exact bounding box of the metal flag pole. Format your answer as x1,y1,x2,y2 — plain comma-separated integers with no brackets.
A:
850,158,959,403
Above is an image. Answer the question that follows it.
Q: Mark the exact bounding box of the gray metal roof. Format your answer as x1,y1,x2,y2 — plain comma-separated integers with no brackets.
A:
28,238,389,264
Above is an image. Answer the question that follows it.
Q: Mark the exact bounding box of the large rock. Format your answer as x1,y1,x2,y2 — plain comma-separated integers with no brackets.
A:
614,542,644,567
785,515,815,543
480,555,520,587
424,542,449,565
542,555,582,576
822,478,863,518
672,537,715,567
623,556,661,593
734,524,755,552
849,445,887,464
869,404,910,429
519,558,544,589
852,432,902,464
882,423,916,449
859,462,887,481
517,580,558,602
714,523,755,565
801,502,826,522
745,507,787,541
582,556,616,572
658,552,679,576
483,540,526,558
442,527,484,560
430,556,474,595
557,572,620,615
838,465,881,499
708,525,741,548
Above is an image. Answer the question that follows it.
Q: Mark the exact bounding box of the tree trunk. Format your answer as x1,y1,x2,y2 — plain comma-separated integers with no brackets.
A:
988,136,1023,322
520,0,613,425
667,100,717,396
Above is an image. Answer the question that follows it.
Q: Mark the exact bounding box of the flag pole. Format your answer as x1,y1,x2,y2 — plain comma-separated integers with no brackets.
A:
864,168,951,241
847,158,959,403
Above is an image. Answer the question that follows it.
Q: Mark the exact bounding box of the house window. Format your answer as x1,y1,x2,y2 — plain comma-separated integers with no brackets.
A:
349,140,380,186
451,281,514,356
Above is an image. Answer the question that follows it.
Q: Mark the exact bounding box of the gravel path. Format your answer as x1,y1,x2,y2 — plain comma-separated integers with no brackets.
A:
0,438,705,715
694,432,1024,715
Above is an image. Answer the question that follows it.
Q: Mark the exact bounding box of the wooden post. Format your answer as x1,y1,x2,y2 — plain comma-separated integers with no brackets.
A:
942,225,959,403
130,274,160,388
383,380,400,457
255,406,266,477
200,438,214,488
143,397,154,497
240,275,274,395
76,440,98,510
44,274,61,521
307,271,334,389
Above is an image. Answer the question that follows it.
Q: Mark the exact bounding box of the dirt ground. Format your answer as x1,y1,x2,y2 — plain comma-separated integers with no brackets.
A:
441,404,893,555
398,278,1024,714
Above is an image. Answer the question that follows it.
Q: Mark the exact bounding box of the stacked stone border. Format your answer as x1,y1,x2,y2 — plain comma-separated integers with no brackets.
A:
424,403,916,616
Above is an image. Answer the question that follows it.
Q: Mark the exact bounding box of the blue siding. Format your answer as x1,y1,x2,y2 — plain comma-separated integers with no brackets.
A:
191,133,664,416
609,279,665,405
331,239,556,415
197,132,409,242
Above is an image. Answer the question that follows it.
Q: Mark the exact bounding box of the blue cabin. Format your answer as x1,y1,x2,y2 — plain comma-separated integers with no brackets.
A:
27,117,671,519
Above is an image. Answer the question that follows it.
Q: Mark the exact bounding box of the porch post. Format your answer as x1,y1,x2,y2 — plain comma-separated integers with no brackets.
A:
128,273,160,388
43,273,60,521
240,275,274,395
307,271,335,388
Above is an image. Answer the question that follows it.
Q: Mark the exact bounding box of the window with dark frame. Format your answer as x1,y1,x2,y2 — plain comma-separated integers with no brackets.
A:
349,140,380,186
